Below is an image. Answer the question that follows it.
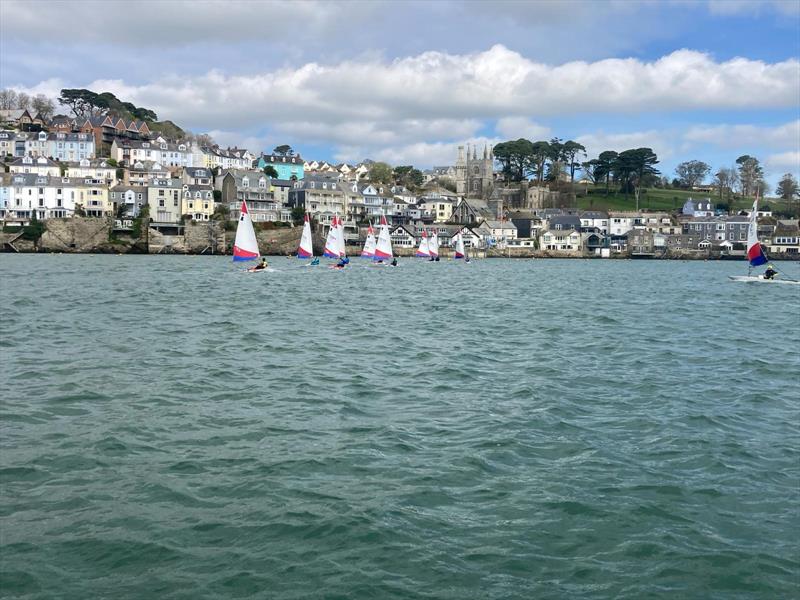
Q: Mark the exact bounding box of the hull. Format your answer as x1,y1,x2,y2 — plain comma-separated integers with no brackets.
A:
729,275,800,285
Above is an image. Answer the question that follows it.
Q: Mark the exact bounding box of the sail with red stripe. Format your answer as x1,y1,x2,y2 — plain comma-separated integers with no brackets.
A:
746,200,767,267
297,213,313,259
323,215,340,258
415,230,430,258
374,215,393,260
232,201,260,261
428,230,439,258
361,222,376,258
454,231,466,259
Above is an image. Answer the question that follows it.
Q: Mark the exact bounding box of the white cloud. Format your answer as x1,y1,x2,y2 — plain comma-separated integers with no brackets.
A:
684,120,800,149
707,0,800,16
333,137,501,167
495,117,551,141
765,151,800,174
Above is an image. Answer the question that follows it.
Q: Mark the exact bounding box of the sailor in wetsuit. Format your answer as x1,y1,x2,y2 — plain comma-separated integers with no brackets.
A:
764,264,778,280
252,258,268,270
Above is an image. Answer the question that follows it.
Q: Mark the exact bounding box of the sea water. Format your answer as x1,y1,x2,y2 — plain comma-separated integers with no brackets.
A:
1,255,798,599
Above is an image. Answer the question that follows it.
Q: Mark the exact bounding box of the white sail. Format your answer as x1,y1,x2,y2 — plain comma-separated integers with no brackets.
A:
454,231,466,259
429,230,439,257
297,213,313,258
323,215,339,258
233,201,260,261
416,230,430,258
337,215,347,257
361,223,377,257
374,215,393,260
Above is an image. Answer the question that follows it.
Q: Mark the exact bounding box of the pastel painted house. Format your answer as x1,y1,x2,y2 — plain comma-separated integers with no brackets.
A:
255,153,304,180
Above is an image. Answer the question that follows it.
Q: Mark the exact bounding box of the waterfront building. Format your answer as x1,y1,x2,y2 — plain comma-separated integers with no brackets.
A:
8,155,61,177
682,215,749,243
64,158,117,184
109,185,146,218
181,185,215,221
539,228,584,252
146,178,184,226
3,173,110,220
255,153,304,180
220,169,288,223
483,220,518,244
578,210,609,233
288,175,345,227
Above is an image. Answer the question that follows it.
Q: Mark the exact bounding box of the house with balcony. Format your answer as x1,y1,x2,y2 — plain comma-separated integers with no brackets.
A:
220,169,288,223
126,160,170,186
182,166,213,186
539,229,584,253
288,175,346,227
109,185,146,218
46,132,95,161
147,178,185,227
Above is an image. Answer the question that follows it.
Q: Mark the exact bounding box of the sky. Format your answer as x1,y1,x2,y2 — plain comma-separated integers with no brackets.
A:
1,0,798,188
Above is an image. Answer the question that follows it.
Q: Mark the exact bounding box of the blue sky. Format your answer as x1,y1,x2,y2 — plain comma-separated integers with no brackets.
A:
1,0,798,189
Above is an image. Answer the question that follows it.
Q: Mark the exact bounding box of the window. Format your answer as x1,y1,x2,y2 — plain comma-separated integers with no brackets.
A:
38,199,44,206
159,199,165,207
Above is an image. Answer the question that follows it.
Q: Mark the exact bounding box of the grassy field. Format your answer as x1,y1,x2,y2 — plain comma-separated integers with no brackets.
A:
575,186,799,216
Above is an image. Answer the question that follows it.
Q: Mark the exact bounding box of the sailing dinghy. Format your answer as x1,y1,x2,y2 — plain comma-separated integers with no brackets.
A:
323,215,340,259
233,201,262,268
428,230,440,261
373,215,393,263
729,200,800,285
297,213,315,262
415,230,430,258
361,222,377,258
454,231,466,260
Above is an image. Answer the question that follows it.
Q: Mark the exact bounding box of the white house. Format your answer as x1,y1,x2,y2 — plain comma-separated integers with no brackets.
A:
9,155,60,176
540,229,584,252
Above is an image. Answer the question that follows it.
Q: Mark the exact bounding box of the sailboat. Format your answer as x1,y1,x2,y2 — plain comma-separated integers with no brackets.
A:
323,215,340,259
373,215,393,262
428,229,440,261
454,231,466,260
297,213,314,260
729,199,799,285
361,222,377,258
337,215,347,259
415,229,430,258
233,200,260,262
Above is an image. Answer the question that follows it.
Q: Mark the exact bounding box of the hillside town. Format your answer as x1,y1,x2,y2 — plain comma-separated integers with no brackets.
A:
1,107,798,259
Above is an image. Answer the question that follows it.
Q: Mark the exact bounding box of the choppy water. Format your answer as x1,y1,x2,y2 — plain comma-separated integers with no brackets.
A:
1,254,799,599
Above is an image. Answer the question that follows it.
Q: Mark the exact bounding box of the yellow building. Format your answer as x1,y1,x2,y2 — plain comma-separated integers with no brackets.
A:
181,185,215,221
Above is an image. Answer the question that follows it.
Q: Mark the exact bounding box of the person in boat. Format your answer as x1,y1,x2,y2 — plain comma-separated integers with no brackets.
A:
252,258,268,271
310,257,320,266
335,257,347,269
764,264,778,280
391,258,397,266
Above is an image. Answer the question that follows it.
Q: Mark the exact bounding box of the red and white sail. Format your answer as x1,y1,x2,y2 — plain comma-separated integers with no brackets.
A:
428,230,439,258
361,222,377,258
454,231,466,259
374,215,393,260
323,215,339,258
297,213,313,259
415,230,430,258
336,215,347,257
232,201,260,261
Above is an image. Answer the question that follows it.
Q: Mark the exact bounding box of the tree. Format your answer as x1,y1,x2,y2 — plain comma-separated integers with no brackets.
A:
595,151,618,196
290,205,306,225
714,167,739,203
0,89,18,110
776,173,799,200
613,148,659,204
581,159,602,185
562,140,587,184
115,202,129,220
273,144,294,156
736,155,763,197
31,94,56,119
58,88,103,120
106,158,118,167
16,92,31,111
263,166,279,178
22,211,46,247
675,160,711,189
531,140,550,185
545,137,565,182
392,165,424,189
493,139,535,182
368,161,393,184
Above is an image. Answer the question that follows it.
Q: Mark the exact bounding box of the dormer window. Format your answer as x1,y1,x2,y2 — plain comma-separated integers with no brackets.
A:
142,143,149,149
160,144,167,149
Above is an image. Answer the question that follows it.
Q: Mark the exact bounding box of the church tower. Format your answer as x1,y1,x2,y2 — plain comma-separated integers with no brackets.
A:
455,145,467,195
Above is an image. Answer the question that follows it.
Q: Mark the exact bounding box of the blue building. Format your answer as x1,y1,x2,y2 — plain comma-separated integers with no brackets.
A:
254,153,304,180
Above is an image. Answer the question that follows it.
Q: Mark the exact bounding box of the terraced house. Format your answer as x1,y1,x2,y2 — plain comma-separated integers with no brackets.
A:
111,138,192,168
255,153,304,180
147,178,184,226
1,174,109,220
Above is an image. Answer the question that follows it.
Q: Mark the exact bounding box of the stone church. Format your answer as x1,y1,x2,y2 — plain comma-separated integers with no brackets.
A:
455,144,494,199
